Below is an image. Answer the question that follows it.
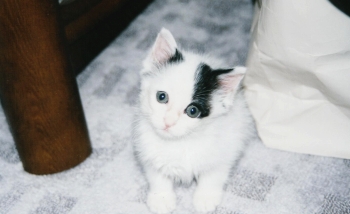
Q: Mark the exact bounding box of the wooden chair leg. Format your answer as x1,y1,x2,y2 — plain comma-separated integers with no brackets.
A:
0,0,92,174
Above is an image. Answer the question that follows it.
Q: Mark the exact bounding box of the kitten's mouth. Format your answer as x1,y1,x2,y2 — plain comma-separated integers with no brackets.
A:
149,120,187,139
154,126,179,139
160,127,173,135
155,126,193,141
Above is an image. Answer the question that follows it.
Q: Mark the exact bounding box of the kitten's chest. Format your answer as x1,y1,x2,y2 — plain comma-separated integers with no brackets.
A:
148,135,216,180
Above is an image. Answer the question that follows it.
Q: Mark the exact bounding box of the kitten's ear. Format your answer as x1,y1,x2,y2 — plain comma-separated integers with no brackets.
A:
143,28,178,71
218,67,246,105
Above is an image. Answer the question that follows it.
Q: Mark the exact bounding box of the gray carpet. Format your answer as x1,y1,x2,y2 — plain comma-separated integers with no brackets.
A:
1,0,350,213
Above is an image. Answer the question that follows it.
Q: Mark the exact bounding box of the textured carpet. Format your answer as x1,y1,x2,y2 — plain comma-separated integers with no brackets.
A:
1,0,350,213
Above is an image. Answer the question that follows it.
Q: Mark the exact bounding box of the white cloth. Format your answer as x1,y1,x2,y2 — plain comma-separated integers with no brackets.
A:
244,0,350,159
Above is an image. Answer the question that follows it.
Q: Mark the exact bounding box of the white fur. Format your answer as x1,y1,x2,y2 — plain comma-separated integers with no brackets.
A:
134,29,256,213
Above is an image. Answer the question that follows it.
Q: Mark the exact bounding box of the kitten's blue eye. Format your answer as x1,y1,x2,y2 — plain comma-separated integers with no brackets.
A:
186,105,201,118
156,91,168,103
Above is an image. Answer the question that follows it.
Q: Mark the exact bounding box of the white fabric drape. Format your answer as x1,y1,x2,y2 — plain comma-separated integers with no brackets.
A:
244,0,350,159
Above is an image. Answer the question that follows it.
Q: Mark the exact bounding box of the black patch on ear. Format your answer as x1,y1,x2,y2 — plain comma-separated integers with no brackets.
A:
191,63,233,118
168,49,184,64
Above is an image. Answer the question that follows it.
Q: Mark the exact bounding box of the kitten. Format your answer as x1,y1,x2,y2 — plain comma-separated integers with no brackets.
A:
133,28,256,213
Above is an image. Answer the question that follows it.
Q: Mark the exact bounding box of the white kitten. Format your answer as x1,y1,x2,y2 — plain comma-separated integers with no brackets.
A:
133,28,256,213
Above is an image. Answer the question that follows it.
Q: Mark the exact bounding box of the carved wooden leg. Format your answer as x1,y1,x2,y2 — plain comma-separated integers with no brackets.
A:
0,0,92,174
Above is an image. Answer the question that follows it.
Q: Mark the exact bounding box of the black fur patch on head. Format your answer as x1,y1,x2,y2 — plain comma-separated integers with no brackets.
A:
190,63,233,118
168,49,184,64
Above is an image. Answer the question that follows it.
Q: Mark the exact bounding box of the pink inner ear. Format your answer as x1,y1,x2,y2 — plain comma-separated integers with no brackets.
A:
152,39,174,64
150,28,177,65
220,74,244,93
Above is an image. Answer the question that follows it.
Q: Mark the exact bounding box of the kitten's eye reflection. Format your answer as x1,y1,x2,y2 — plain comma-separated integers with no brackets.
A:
156,91,168,103
186,105,201,118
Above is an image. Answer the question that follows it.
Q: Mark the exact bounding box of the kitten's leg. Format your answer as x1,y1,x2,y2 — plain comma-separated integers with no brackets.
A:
193,167,230,213
145,167,176,214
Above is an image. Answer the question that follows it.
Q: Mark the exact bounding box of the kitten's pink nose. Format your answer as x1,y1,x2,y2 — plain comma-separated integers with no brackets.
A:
164,113,179,129
164,117,176,129
164,124,171,130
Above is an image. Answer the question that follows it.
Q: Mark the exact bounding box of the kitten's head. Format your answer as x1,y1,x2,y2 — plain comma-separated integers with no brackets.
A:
140,28,245,139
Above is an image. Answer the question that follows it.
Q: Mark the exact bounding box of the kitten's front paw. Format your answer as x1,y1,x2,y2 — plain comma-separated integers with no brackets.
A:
147,191,176,214
193,189,223,213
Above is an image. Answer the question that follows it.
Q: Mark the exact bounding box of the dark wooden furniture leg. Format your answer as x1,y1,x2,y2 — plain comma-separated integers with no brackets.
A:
0,0,92,174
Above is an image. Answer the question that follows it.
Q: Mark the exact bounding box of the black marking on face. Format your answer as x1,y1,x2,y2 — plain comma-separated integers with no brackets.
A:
191,63,233,118
168,49,184,64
